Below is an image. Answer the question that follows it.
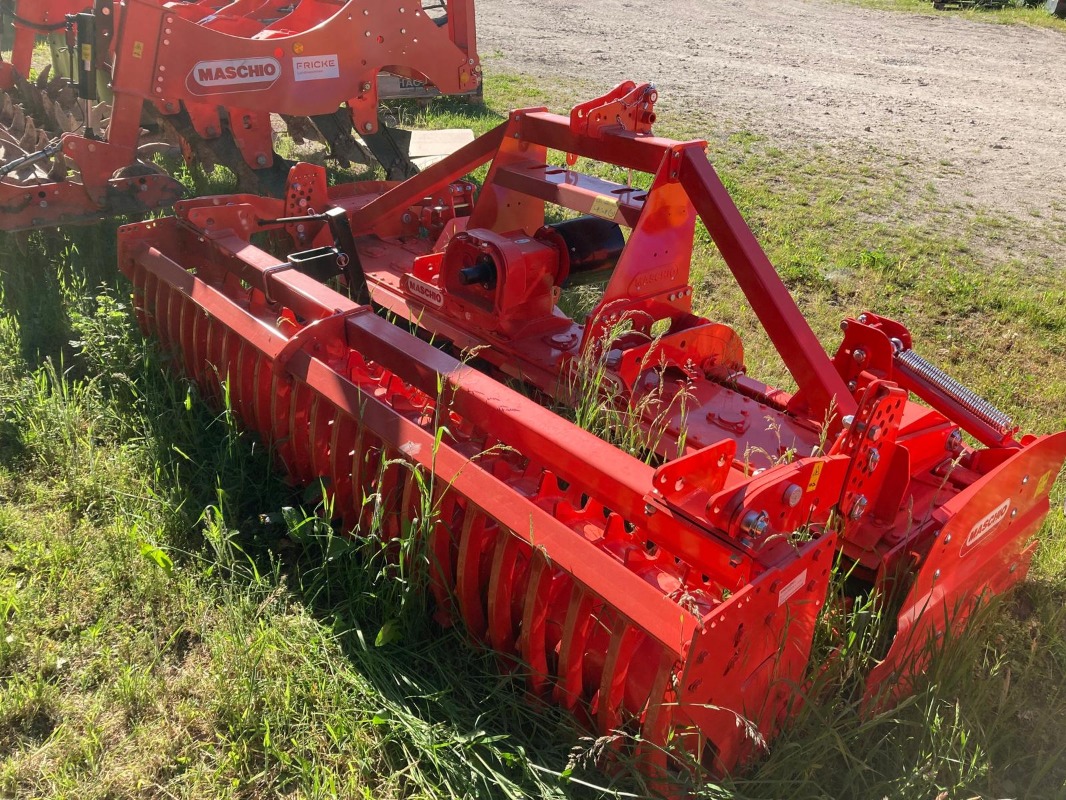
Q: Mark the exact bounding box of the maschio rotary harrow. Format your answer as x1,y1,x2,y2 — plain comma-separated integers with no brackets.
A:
0,0,480,231
116,82,1066,784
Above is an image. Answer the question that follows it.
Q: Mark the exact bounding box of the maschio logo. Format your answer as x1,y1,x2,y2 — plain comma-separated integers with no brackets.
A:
187,58,280,94
961,498,1011,556
405,276,444,308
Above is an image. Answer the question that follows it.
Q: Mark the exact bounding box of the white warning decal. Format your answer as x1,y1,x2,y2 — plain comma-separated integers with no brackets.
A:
293,54,340,82
777,569,807,607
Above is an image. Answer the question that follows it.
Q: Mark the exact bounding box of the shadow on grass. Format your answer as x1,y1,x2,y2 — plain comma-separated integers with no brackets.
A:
0,223,646,798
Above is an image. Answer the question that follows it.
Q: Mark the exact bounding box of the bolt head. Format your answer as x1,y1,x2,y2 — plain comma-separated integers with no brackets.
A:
740,510,770,538
849,495,868,520
853,348,867,365
782,484,803,508
946,429,964,453
866,448,880,472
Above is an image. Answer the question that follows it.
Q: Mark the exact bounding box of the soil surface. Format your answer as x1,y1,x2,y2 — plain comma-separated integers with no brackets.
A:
477,0,1066,216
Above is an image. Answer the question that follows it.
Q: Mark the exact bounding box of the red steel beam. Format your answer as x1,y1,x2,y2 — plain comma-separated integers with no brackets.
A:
348,120,507,233
679,149,856,424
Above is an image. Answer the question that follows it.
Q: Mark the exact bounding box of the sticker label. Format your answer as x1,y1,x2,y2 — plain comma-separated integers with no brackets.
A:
293,54,340,82
187,57,281,94
778,569,807,606
589,194,619,220
131,41,144,59
806,461,824,492
405,276,444,309
1035,470,1051,497
962,498,1011,555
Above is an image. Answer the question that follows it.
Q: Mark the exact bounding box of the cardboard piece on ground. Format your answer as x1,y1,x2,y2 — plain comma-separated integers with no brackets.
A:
407,128,475,171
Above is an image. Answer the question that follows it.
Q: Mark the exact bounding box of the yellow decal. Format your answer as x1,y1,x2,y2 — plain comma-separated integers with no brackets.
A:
806,462,824,492
589,194,619,220
1035,470,1052,497
132,41,144,59
80,44,93,63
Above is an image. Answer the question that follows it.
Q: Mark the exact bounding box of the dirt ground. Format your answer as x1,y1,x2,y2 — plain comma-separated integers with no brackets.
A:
477,0,1066,217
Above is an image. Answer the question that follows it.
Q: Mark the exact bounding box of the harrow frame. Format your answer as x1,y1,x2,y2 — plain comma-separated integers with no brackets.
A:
116,82,1066,782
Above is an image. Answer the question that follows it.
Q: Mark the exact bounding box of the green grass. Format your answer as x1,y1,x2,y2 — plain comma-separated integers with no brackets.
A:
839,0,1066,31
1,70,1066,799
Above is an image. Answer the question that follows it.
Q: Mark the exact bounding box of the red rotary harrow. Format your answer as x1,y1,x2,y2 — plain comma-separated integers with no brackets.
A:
116,82,1066,783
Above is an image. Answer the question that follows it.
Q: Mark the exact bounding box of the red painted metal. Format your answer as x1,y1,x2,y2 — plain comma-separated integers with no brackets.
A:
116,84,1066,786
0,0,480,230
0,1,84,83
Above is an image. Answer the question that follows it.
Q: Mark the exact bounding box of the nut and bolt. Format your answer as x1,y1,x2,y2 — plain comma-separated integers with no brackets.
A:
946,429,964,454
740,510,770,538
841,416,868,435
866,448,880,472
849,495,868,520
853,348,867,365
256,154,268,167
